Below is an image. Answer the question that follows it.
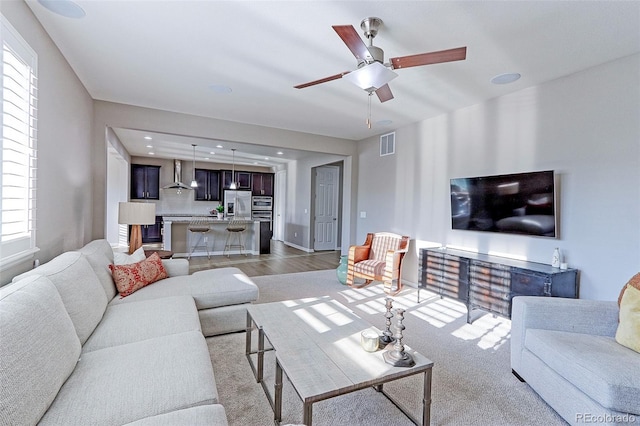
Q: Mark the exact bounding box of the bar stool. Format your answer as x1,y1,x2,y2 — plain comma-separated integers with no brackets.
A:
188,218,211,259
224,219,247,257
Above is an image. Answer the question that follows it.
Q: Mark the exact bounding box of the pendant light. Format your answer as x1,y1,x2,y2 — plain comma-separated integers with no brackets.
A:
229,149,237,190
190,144,198,188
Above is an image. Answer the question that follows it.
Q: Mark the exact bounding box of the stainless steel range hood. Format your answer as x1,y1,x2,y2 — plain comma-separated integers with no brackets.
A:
162,159,192,190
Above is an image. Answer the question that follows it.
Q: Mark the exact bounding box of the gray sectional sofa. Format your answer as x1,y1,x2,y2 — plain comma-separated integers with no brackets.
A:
0,239,259,425
511,296,640,425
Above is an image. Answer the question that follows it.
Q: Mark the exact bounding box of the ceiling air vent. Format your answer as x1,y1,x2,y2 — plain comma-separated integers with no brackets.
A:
380,132,395,156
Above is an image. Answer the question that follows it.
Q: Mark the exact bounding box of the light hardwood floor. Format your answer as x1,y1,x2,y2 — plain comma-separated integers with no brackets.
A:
185,240,341,277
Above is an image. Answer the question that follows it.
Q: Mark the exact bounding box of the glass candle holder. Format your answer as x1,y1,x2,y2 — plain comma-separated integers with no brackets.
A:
360,329,379,352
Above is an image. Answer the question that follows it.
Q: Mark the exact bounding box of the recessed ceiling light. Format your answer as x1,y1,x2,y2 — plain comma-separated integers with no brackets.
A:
277,151,284,155
144,136,152,140
38,0,85,18
491,73,521,85
216,144,223,148
148,152,155,155
264,157,270,161
145,144,153,148
209,151,215,155
209,85,232,94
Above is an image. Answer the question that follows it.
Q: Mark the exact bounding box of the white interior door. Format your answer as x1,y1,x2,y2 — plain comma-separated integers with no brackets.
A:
314,166,339,251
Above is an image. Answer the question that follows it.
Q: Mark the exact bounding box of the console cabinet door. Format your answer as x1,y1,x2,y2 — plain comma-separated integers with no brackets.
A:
419,249,469,302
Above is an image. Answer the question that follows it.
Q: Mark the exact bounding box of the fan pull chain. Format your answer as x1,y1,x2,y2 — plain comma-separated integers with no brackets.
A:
366,93,372,129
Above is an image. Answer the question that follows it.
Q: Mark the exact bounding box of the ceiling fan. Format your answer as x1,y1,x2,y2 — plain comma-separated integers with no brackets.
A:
294,17,467,103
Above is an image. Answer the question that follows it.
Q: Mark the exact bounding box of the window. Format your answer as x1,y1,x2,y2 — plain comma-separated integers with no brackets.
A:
1,15,38,270
380,131,395,156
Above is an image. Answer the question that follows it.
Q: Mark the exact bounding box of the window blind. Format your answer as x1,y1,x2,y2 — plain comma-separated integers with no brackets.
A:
1,15,38,268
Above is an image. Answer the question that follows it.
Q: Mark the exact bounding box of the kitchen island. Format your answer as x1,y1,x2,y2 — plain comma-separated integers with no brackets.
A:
162,215,263,257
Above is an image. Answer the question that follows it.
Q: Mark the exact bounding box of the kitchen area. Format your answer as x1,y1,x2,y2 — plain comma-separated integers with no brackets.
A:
128,157,275,258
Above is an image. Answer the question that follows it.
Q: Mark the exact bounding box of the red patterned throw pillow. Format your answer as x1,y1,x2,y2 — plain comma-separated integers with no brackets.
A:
109,252,168,297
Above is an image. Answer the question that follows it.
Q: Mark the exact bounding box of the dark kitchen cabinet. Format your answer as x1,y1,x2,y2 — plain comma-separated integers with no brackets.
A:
143,216,163,243
129,216,163,244
194,168,221,201
222,170,251,190
251,173,274,196
131,164,160,200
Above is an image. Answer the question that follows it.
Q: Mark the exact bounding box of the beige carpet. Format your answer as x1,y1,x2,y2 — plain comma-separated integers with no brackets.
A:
207,270,567,425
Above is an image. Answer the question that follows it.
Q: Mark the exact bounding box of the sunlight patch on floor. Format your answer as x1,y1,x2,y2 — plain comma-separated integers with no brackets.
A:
451,314,511,350
339,285,386,303
408,297,467,328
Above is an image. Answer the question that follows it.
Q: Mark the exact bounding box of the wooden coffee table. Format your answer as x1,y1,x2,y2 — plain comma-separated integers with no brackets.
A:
245,297,433,425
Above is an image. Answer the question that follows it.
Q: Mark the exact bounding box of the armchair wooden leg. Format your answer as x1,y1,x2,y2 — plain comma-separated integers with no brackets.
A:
384,276,403,296
346,274,376,289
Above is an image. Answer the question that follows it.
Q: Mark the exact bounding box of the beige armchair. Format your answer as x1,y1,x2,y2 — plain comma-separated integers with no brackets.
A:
346,232,410,295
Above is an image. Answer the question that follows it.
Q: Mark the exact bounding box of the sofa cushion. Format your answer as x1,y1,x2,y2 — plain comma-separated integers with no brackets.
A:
114,246,146,265
83,296,201,353
525,328,640,414
0,275,81,426
107,275,192,306
122,405,228,426
191,267,259,309
110,253,168,297
78,239,117,300
12,252,108,344
39,331,218,425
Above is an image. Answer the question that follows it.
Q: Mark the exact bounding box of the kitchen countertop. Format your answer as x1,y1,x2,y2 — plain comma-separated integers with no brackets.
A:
160,214,270,222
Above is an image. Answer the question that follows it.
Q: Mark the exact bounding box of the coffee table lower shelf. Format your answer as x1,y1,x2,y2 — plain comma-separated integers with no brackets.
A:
245,301,433,426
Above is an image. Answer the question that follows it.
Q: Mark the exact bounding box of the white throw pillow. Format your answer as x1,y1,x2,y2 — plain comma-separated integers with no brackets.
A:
113,247,146,265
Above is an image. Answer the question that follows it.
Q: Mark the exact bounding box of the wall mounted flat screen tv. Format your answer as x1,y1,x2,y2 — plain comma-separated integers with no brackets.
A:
450,170,557,238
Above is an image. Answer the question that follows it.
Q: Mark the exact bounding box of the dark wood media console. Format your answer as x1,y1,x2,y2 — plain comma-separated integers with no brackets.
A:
418,247,579,323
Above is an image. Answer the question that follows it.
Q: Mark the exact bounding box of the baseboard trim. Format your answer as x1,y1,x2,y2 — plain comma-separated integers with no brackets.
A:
283,241,314,253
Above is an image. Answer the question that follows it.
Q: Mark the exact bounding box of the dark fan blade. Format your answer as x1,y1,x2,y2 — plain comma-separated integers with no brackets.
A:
390,46,467,69
332,25,372,63
294,71,350,89
375,84,394,103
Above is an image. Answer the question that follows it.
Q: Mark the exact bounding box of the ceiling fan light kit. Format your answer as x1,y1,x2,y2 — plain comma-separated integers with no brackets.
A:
294,16,467,126
342,61,397,93
294,17,467,98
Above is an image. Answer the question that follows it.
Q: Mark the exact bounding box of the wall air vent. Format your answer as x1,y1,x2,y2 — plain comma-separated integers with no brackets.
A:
380,132,395,156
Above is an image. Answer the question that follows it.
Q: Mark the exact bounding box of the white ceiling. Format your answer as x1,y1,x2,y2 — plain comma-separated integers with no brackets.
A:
25,0,640,166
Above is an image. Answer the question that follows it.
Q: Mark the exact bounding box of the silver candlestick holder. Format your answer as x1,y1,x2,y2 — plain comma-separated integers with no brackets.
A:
379,297,396,348
383,308,415,367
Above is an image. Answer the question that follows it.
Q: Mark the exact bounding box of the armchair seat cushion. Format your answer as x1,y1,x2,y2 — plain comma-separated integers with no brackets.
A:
353,259,386,277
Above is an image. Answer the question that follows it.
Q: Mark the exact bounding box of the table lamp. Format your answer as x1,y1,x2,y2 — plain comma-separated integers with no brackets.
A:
118,202,156,254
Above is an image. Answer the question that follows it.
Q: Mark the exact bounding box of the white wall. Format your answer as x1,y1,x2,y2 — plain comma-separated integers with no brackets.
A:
356,54,640,301
2,1,94,284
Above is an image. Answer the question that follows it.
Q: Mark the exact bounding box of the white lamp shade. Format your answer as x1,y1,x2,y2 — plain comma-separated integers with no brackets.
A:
343,61,398,92
118,202,156,225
